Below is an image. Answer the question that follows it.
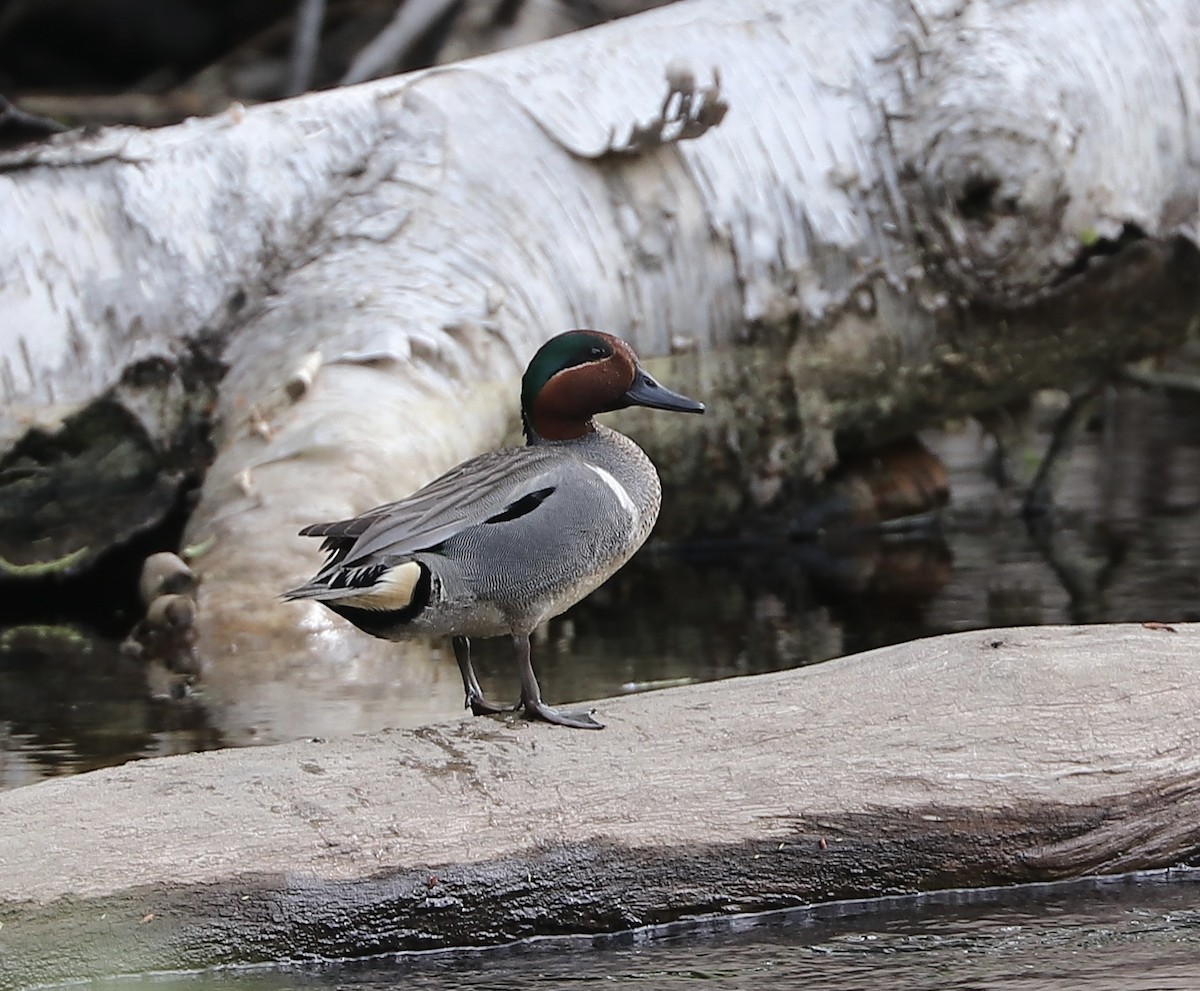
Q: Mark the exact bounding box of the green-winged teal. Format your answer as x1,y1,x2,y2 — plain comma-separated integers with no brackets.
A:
284,330,704,729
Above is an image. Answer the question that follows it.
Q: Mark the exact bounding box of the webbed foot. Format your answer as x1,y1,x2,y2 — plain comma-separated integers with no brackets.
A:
512,632,605,730
467,690,514,716
520,698,604,729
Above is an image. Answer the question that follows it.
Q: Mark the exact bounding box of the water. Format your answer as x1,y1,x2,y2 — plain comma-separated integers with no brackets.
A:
4,386,1200,989
58,872,1200,990
3,385,1200,788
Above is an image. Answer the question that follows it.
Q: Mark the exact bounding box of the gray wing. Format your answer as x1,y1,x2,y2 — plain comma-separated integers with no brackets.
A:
301,446,572,571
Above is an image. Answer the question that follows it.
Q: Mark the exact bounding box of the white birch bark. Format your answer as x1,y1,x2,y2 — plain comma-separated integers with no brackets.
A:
0,0,1197,720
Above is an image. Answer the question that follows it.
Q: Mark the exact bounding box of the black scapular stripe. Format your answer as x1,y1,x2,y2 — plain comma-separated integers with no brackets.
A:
484,486,555,524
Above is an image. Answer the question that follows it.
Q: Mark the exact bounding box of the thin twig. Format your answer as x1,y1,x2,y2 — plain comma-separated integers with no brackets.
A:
1022,382,1102,518
0,96,67,151
1118,364,1200,396
341,0,461,86
286,0,327,97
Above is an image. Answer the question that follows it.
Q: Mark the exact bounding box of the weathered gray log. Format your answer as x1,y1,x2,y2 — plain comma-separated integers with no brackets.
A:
1,623,1198,988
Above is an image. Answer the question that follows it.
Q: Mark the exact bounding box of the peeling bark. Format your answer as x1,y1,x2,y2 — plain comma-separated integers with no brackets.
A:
0,0,1197,654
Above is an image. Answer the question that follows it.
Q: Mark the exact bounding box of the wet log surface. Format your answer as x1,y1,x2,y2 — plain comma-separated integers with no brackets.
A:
1,623,1198,987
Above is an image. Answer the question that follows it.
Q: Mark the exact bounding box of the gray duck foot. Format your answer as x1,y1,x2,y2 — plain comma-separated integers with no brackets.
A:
510,632,605,729
467,691,514,716
520,698,605,729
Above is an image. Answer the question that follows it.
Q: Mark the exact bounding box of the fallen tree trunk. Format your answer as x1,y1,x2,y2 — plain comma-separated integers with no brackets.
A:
0,624,1197,987
1,0,1199,734
1,0,1197,574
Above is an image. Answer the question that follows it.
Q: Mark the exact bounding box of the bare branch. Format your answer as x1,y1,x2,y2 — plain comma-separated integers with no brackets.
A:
286,0,328,97
341,0,461,85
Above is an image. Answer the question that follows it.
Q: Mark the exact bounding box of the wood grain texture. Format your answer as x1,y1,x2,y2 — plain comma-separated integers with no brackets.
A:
1,624,1198,986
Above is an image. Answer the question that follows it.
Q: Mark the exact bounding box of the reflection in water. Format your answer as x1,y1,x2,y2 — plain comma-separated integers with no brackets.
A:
4,386,1200,788
0,626,220,790
62,872,1200,990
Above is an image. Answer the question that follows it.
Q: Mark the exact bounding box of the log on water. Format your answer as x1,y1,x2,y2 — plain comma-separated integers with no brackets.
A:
0,624,1197,987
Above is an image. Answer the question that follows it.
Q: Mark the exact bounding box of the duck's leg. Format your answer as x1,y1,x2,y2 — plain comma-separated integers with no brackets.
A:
453,636,511,715
513,633,604,729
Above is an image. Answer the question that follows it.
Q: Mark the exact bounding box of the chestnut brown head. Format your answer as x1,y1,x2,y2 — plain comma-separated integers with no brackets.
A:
521,330,704,441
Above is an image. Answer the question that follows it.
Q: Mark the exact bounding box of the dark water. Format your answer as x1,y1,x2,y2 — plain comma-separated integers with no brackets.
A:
58,872,1200,990
4,385,1200,788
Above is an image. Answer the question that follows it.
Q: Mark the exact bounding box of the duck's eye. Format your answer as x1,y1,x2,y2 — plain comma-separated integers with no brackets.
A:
588,346,607,359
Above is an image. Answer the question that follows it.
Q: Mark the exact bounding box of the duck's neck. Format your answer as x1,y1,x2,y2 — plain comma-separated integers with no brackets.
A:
523,412,595,444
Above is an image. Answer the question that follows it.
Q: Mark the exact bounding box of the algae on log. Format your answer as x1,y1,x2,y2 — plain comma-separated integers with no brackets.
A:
0,0,1197,635
0,624,1198,987
0,352,220,577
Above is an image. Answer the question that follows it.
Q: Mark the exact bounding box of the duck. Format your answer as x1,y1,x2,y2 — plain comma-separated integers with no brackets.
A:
283,329,705,729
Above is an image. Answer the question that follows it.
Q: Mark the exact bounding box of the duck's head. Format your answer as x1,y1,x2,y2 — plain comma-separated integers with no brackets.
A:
521,330,705,441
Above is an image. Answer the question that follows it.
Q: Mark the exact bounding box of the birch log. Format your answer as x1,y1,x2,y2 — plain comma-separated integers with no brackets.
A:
0,0,1197,680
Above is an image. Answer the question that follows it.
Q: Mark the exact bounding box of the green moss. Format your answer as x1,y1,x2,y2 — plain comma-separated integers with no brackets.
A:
0,547,89,578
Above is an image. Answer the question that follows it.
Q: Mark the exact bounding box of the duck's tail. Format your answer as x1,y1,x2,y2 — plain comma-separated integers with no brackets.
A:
282,560,428,613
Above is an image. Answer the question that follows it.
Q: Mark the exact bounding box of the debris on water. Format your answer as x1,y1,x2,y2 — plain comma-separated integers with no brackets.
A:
620,677,698,693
